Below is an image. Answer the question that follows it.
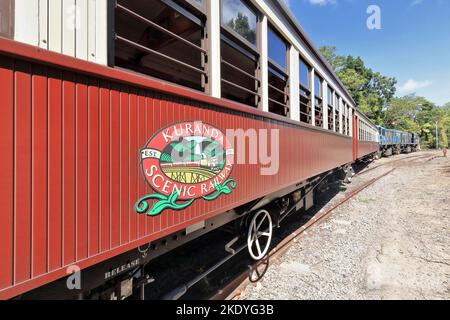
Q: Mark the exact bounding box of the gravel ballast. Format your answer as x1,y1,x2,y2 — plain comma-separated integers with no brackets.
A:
241,152,450,300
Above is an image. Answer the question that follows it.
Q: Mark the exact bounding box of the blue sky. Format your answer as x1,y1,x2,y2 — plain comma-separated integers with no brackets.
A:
282,0,450,106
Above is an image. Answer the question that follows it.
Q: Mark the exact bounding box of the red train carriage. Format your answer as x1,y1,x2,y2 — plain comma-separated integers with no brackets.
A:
0,0,378,300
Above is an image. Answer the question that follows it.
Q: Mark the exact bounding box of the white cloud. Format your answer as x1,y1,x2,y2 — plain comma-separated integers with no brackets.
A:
307,0,336,6
410,0,424,6
397,79,432,94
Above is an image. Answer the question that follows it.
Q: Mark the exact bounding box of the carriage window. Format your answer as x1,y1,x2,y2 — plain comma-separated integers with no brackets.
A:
299,58,312,124
314,74,323,127
221,0,260,107
0,0,14,39
114,0,207,91
268,27,287,70
342,103,348,136
268,26,289,116
335,93,340,133
327,87,333,131
222,0,257,45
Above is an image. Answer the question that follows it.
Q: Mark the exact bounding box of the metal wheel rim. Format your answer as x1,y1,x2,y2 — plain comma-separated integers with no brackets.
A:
247,210,273,261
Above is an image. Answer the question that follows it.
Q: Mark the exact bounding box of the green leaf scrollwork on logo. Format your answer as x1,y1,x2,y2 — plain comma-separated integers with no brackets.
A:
202,179,237,201
135,191,195,217
135,180,237,216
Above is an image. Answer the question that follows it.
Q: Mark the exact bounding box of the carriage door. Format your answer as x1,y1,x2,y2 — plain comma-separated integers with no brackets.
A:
353,114,359,161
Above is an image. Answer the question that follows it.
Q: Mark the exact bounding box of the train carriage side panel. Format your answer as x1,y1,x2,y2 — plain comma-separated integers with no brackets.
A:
0,38,355,299
355,111,378,159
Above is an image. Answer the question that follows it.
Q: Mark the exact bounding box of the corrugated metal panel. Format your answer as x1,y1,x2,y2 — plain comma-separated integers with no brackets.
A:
13,0,107,65
0,48,356,299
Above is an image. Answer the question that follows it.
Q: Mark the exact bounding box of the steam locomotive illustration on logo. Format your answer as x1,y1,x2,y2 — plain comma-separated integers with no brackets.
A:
160,153,220,171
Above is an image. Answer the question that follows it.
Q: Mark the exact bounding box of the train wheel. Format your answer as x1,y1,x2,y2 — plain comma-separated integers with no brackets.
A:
247,210,273,261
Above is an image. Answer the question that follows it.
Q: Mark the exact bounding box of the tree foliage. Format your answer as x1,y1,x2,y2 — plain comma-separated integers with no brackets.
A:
320,46,449,149
226,13,256,44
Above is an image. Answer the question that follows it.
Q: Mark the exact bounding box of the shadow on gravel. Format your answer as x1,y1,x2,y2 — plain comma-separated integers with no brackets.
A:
133,177,349,300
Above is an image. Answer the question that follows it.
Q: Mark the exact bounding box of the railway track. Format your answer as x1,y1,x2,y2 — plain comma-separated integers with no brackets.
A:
207,153,438,300
356,153,431,177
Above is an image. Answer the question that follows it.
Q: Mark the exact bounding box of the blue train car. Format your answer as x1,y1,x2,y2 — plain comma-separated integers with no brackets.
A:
377,126,419,156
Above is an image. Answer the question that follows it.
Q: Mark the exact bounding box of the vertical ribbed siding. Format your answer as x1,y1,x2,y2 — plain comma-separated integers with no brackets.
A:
0,57,14,289
0,54,355,297
48,69,63,272
14,61,32,284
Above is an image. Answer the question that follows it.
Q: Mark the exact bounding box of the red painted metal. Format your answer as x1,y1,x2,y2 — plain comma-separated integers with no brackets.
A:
352,113,358,160
0,38,374,299
88,80,100,257
31,65,48,278
62,72,76,266
358,142,379,159
48,70,63,272
14,61,32,284
0,57,14,289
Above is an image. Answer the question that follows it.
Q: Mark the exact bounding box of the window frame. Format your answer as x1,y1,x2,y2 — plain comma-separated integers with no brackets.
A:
267,24,289,117
185,0,207,14
299,57,311,90
267,25,288,73
219,0,261,108
220,0,260,54
314,74,324,127
299,57,312,124
314,74,323,99
112,0,208,91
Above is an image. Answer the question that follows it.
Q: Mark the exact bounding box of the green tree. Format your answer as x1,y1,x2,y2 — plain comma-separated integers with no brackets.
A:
320,45,448,149
226,13,256,44
384,95,423,133
319,46,397,125
319,46,345,72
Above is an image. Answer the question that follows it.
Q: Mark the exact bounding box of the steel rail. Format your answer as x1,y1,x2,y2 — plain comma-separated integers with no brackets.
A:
210,168,397,300
356,154,430,177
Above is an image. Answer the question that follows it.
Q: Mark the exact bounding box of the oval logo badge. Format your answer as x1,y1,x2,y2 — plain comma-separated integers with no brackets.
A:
135,121,236,216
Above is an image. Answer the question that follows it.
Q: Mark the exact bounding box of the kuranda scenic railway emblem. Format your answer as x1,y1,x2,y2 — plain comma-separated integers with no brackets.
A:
135,121,236,216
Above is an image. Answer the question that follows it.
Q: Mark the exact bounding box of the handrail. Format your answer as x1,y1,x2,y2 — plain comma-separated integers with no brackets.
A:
221,78,260,98
268,83,288,97
221,58,260,83
116,35,206,75
268,97,288,109
116,3,206,54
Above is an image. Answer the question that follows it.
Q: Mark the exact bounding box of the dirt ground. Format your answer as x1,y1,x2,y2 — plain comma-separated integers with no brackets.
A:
241,151,450,300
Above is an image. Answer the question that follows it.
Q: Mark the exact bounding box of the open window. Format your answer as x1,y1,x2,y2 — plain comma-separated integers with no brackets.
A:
299,58,312,124
335,93,340,133
114,0,207,91
327,87,333,131
314,74,323,127
359,120,363,141
342,103,348,136
267,25,289,116
220,0,260,107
